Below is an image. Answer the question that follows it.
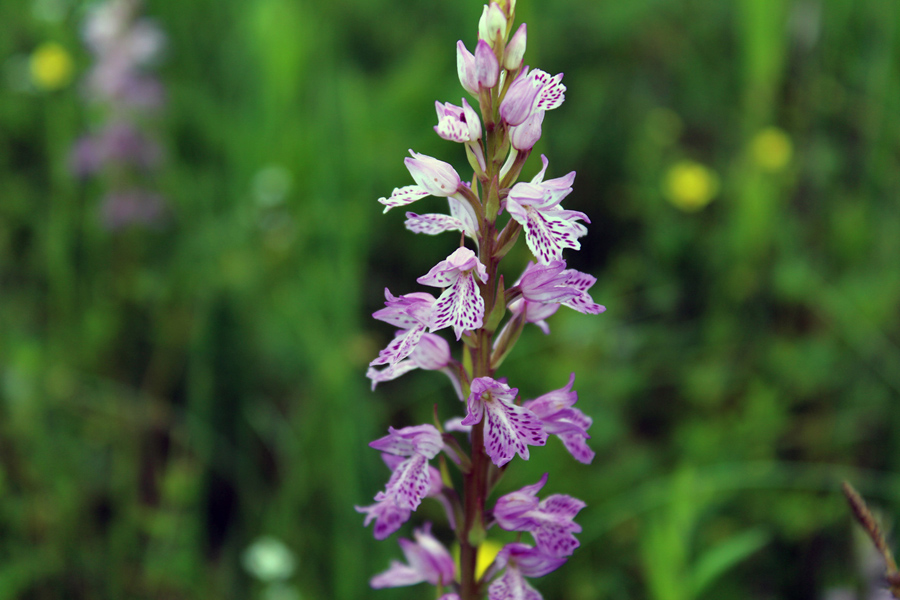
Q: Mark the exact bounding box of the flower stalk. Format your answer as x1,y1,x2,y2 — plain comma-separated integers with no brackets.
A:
359,4,605,599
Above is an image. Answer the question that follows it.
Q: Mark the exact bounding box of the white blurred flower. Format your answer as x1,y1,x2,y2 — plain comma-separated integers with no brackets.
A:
242,536,296,582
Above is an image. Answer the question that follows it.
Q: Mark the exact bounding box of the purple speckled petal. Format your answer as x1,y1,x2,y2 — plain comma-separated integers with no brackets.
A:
531,71,566,113
560,269,605,314
493,473,547,532
559,431,595,464
377,454,431,510
478,386,547,467
366,360,418,390
519,206,588,265
369,424,443,458
430,272,485,339
488,564,543,600
356,498,411,540
379,185,431,212
369,324,426,368
405,212,466,236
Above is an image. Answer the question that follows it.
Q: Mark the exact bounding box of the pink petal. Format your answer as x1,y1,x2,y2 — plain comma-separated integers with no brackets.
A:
430,273,485,340
379,185,431,212
405,212,467,236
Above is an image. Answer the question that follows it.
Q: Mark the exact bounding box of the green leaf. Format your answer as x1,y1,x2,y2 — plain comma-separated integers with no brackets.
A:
691,529,770,596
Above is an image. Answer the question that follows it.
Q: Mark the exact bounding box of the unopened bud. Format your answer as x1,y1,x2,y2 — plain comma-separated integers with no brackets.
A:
474,39,499,89
504,23,527,70
478,3,507,48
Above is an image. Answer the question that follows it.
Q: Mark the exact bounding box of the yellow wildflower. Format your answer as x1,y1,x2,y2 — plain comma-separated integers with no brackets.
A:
30,42,73,90
663,160,719,212
750,127,793,172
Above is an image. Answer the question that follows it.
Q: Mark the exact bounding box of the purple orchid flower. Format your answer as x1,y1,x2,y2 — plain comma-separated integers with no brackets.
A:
506,155,589,264
417,247,489,340
367,332,453,390
369,289,436,373
460,377,547,467
499,68,566,127
356,425,444,539
370,523,456,588
493,473,585,557
486,543,567,600
435,98,483,143
513,260,605,315
522,373,595,464
379,151,462,213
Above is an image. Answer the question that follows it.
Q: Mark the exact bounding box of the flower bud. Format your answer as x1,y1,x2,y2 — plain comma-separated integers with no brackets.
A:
474,39,500,89
509,109,543,150
456,41,478,95
504,23,527,70
478,3,507,48
500,67,540,126
405,151,461,197
434,98,482,143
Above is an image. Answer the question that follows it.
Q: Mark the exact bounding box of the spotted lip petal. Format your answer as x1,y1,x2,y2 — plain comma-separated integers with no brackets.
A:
509,202,588,265
369,325,427,368
430,273,485,339
376,454,431,511
461,377,547,467
417,248,488,339
378,185,431,213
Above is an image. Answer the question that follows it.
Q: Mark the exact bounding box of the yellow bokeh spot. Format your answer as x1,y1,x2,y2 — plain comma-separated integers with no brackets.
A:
750,127,793,172
30,42,73,90
452,539,504,580
663,160,719,212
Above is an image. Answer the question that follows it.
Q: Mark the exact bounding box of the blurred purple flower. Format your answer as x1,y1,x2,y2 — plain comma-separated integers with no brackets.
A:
101,190,166,230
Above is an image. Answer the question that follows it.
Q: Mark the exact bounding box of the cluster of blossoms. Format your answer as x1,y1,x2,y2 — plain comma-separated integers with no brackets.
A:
70,0,167,230
358,2,604,599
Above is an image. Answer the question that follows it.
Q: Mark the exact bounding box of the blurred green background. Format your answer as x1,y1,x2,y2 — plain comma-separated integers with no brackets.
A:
2,0,899,598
